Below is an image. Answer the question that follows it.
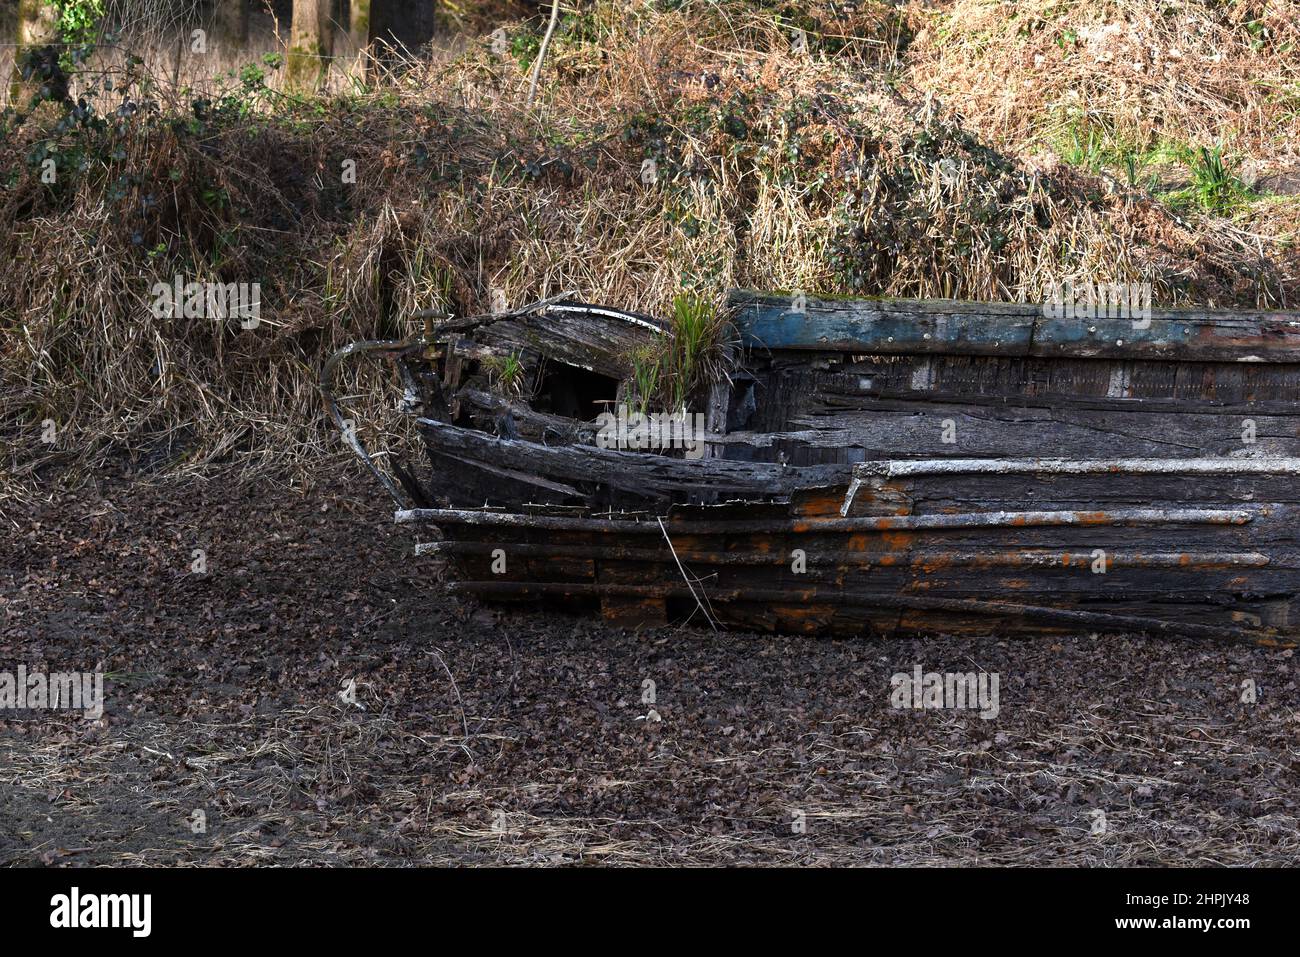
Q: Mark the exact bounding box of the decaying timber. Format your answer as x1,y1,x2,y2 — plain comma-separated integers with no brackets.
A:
325,290,1300,646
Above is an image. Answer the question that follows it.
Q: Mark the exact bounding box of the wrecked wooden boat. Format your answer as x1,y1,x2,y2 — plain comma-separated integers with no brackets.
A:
324,290,1300,646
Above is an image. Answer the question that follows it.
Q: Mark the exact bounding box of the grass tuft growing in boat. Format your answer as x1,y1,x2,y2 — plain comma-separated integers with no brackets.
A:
670,293,738,413
628,345,663,416
484,352,529,399
620,292,734,414
665,292,724,412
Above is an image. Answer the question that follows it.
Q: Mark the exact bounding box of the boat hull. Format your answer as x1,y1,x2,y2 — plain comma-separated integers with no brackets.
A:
398,457,1300,646
363,292,1300,645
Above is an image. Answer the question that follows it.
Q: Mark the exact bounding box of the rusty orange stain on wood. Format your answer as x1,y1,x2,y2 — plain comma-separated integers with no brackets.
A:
772,603,835,624
1257,637,1300,648
1074,511,1111,524
793,491,840,516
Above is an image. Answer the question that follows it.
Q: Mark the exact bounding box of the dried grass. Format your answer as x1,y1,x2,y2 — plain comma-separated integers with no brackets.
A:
908,0,1300,163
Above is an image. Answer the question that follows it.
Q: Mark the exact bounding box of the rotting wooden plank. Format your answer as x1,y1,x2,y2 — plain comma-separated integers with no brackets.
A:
872,473,1300,514
728,290,1300,362
459,389,598,444
415,540,1272,570
416,416,848,504
423,520,1298,616
843,457,1300,514
712,406,1300,463
441,581,1297,646
464,304,666,379
791,355,1300,409
397,505,1255,533
596,552,669,628
854,456,1300,478
409,509,1289,552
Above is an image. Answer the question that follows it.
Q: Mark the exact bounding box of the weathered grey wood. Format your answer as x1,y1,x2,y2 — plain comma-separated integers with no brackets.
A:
442,393,1300,477
441,580,1291,645
465,304,666,379
855,456,1300,478
755,356,1300,411
729,290,1300,362
857,474,1300,514
398,503,1255,533
843,457,1300,511
416,416,848,505
715,405,1300,462
458,388,598,443
857,356,1300,405
417,539,1274,569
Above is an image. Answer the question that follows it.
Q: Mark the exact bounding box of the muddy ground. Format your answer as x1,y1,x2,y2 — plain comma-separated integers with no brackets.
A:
1,463,1297,866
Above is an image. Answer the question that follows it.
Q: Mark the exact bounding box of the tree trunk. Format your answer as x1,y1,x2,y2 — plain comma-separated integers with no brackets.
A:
213,0,250,52
10,0,61,105
287,0,335,91
370,0,436,60
339,0,372,80
16,0,58,46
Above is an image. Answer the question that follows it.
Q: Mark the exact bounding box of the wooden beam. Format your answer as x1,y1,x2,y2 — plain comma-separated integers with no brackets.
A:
416,539,1271,570
397,505,1255,533
728,290,1300,362
442,581,1296,647
415,416,848,505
